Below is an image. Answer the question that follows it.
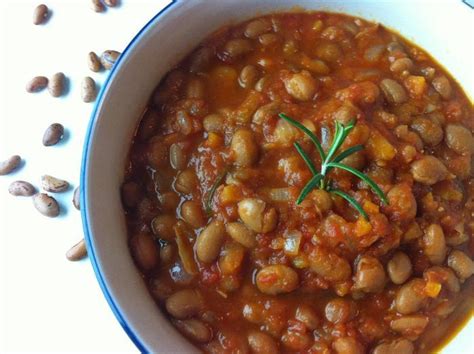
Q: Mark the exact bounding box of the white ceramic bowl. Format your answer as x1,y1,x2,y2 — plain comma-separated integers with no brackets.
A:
81,0,474,352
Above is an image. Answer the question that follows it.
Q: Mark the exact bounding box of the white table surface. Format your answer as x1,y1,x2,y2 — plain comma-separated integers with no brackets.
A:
0,0,171,352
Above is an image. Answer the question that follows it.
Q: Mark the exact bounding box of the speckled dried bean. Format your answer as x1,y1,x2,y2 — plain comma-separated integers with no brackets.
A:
42,123,64,146
101,50,120,70
9,181,36,197
90,0,105,12
33,193,60,217
48,72,66,97
33,4,49,25
41,175,69,193
73,186,80,210
87,51,102,72
26,76,48,93
0,155,22,175
81,76,97,103
66,239,88,261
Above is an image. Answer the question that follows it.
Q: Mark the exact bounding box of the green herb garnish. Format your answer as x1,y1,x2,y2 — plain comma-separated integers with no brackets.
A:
205,169,228,215
279,113,388,219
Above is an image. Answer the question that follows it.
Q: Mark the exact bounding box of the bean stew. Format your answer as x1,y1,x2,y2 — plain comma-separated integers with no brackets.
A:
122,12,474,353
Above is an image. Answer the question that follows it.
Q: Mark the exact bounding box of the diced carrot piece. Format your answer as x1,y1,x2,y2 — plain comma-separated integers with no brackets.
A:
354,217,372,237
405,75,427,98
424,281,442,298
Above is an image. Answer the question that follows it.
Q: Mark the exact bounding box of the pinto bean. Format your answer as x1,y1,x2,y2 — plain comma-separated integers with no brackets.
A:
424,266,460,293
48,72,66,97
130,232,159,272
196,220,226,263
387,252,412,285
395,278,427,314
390,315,429,338
224,39,253,59
281,330,311,351
231,129,259,167
390,58,414,73
0,155,21,175
43,123,64,146
169,143,187,170
218,242,245,275
26,76,48,93
151,214,176,241
203,114,224,132
165,289,204,319
160,243,175,264
244,19,272,38
445,124,474,155
284,71,317,101
66,239,88,261
410,117,443,146
181,201,205,229
174,319,212,343
226,222,256,248
41,175,69,193
237,198,278,233
308,246,351,282
447,250,474,281
325,298,355,324
432,76,452,99
373,338,415,354
380,79,407,104
121,181,142,209
386,184,417,222
256,265,299,295
410,156,448,185
332,337,364,354
247,331,278,353
33,193,60,217
33,4,49,25
423,224,446,265
9,181,36,197
295,305,319,330
175,168,198,194
239,65,259,89
353,256,386,293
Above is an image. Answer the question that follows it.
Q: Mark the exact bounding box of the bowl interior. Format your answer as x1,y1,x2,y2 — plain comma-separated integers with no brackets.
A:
82,0,473,351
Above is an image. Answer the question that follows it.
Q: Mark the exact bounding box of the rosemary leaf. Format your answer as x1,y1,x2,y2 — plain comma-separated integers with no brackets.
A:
326,162,388,204
294,142,318,175
279,113,326,160
296,173,324,204
205,169,228,215
330,189,369,220
332,144,364,164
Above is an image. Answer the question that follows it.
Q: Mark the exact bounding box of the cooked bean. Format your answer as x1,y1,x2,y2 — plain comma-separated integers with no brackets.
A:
169,143,187,170
281,330,311,351
48,72,66,97
101,50,121,70
41,175,69,193
225,222,256,248
445,124,474,155
203,114,224,132
390,58,414,73
33,4,49,25
196,220,225,263
390,315,429,337
295,305,319,330
256,265,298,295
386,184,417,222
175,168,198,194
373,338,414,354
33,193,60,217
424,266,460,293
9,181,36,197
166,289,204,319
66,239,88,261
432,76,452,99
315,42,342,62
186,78,205,99
130,232,159,272
447,250,474,281
151,214,176,240
121,181,141,208
325,298,355,324
259,33,279,46
410,117,443,146
219,242,245,275
332,337,364,354
387,252,412,285
380,79,407,104
237,198,277,233
26,76,48,93
245,19,272,38
310,189,333,214
90,0,105,12
410,156,448,185
189,47,213,73
87,51,102,72
160,243,175,264
158,191,180,212
174,319,212,343
253,101,280,124
284,71,317,101
224,39,253,59
395,278,427,314
247,330,278,353
42,123,64,146
309,247,351,282
353,255,386,293
181,201,205,229
423,224,446,265
81,76,97,103
0,155,22,175
239,65,259,89
231,129,259,167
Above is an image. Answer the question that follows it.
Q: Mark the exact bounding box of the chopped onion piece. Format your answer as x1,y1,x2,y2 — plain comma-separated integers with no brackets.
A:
284,230,302,256
174,221,198,275
269,188,292,201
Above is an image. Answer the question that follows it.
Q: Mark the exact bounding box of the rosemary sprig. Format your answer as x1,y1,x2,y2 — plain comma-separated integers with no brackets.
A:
279,113,388,219
205,169,228,215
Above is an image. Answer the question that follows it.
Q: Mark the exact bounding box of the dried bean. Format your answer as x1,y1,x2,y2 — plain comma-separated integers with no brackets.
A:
33,193,60,217
103,0,118,7
87,51,102,72
101,50,120,70
26,76,48,93
41,175,69,193
66,239,88,261
0,155,22,175
81,76,97,103
73,187,80,210
90,0,105,12
48,72,66,97
42,123,64,146
33,4,49,25
9,181,36,197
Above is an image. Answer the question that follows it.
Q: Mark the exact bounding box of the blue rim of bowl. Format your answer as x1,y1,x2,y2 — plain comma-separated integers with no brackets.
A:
80,1,178,352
